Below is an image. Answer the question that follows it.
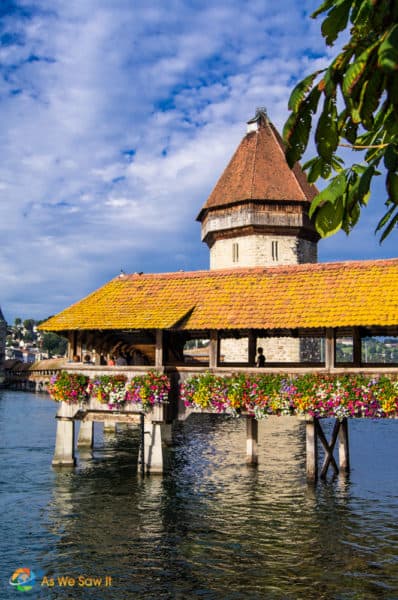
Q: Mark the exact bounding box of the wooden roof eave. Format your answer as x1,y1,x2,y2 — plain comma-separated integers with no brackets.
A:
41,325,398,337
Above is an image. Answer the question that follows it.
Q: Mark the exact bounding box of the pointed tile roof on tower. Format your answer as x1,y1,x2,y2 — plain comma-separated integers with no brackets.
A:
197,109,318,220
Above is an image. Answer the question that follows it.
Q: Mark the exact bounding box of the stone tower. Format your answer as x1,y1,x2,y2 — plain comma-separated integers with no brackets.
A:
197,109,319,270
0,307,6,386
197,109,320,363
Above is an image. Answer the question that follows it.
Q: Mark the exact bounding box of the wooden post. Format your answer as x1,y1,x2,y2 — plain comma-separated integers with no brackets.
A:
52,418,76,466
76,332,83,362
67,332,75,361
246,416,258,465
248,331,257,366
209,331,219,368
72,331,77,358
318,419,340,479
78,420,94,448
155,329,163,368
353,328,361,367
306,418,318,481
325,328,335,371
338,418,350,472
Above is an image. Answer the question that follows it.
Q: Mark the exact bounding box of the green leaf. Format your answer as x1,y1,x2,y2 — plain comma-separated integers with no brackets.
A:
302,156,324,183
358,69,384,130
351,0,371,25
315,197,344,237
378,24,398,73
321,0,352,45
311,0,336,19
322,51,353,97
384,145,398,171
387,171,398,204
379,211,398,243
356,130,381,147
344,119,359,143
357,165,375,205
387,77,398,107
315,97,338,161
376,204,396,232
331,155,345,172
283,112,298,142
383,111,398,136
307,157,324,183
288,71,322,112
284,88,321,167
349,201,361,227
309,172,348,216
284,111,311,167
342,41,380,98
320,161,332,178
374,101,390,130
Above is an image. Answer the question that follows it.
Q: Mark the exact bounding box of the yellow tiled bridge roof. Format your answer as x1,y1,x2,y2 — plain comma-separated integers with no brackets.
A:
39,258,398,332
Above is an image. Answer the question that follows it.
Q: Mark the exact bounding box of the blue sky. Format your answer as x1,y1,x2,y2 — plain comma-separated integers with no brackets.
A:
0,0,396,322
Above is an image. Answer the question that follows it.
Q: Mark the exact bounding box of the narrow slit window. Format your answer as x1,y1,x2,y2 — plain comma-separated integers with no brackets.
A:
272,241,279,261
232,242,239,263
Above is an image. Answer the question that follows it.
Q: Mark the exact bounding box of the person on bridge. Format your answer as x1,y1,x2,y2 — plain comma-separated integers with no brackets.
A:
256,347,266,367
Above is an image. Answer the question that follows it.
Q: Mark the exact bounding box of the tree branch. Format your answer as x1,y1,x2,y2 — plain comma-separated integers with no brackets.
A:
339,143,389,150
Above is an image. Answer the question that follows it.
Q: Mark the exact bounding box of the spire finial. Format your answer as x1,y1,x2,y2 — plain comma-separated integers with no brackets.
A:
246,107,268,132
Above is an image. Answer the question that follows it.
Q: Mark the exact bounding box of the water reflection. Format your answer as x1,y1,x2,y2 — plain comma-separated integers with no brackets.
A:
1,392,397,599
43,416,398,599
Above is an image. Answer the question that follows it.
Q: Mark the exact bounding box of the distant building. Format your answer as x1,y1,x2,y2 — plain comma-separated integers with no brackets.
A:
0,307,6,386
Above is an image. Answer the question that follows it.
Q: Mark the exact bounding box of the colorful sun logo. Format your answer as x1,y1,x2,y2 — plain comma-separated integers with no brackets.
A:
9,568,36,592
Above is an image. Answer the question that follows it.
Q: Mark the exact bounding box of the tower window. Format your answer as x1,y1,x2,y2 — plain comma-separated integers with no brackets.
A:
232,242,239,263
272,241,279,261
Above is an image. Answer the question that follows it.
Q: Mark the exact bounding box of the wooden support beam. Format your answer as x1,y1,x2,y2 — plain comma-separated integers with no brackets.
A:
353,328,362,367
248,331,257,366
317,419,339,479
209,331,219,368
155,329,163,368
246,416,258,465
72,331,77,358
76,332,83,362
338,418,350,472
67,332,75,361
325,328,335,371
306,419,318,481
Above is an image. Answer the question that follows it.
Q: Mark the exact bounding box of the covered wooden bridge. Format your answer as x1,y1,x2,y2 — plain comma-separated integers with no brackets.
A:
39,258,398,480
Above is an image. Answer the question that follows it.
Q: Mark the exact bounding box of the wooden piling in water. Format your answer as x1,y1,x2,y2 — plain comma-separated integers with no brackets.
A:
246,416,258,465
306,418,318,481
338,418,350,473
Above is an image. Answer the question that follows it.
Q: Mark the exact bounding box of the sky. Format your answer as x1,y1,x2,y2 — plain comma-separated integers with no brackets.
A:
0,0,396,323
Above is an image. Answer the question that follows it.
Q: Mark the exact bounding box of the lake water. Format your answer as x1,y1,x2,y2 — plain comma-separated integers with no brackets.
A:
0,390,397,599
